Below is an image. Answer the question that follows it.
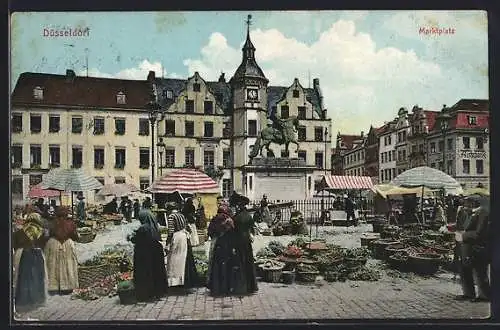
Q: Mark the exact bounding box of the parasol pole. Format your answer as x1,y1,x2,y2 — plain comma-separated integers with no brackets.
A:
71,191,74,219
420,185,424,224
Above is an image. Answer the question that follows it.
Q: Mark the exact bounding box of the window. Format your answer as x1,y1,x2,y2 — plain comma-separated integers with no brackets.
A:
204,122,214,137
463,137,470,149
48,116,60,133
380,170,384,182
447,160,453,174
165,120,176,136
298,150,306,162
11,145,22,168
392,150,396,161
138,119,150,136
402,131,407,141
298,107,306,120
467,115,477,125
204,150,215,169
204,101,213,115
30,145,41,166
115,148,126,169
139,177,150,191
30,115,41,133
185,100,195,113
115,118,126,135
298,126,306,141
430,142,436,153
185,121,194,137
33,86,43,100
308,176,312,190
315,152,324,169
476,160,484,174
281,106,289,119
438,141,444,152
397,151,401,162
139,148,150,169
222,179,231,198
12,177,23,195
388,151,392,162
94,117,105,135
314,127,323,142
94,147,105,169
72,117,83,134
447,138,453,151
164,90,173,100
185,149,195,168
116,92,126,104
49,145,60,167
248,120,257,136
476,137,484,150
165,149,175,168
12,114,22,133
402,150,406,160
249,176,253,190
463,159,470,174
193,83,201,92
95,177,105,186
223,149,231,168
72,146,83,168
388,136,392,145
223,121,231,138
397,132,402,143
115,177,126,184
29,175,43,187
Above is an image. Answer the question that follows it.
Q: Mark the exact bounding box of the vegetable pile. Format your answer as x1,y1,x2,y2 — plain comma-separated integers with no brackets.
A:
71,271,133,301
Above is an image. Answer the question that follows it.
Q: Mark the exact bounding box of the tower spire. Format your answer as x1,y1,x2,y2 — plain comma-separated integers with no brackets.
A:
246,14,252,37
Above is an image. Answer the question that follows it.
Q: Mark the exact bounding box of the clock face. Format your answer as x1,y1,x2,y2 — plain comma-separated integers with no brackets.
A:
247,89,258,100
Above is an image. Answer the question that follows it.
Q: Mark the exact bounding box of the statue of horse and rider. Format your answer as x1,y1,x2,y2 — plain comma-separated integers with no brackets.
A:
248,115,300,164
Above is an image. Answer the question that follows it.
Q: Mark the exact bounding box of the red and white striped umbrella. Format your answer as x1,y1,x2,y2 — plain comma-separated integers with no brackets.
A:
148,168,219,194
320,175,374,190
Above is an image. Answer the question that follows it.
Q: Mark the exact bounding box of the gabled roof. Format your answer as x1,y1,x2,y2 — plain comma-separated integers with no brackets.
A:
449,99,489,112
12,72,151,110
337,134,363,150
267,86,322,118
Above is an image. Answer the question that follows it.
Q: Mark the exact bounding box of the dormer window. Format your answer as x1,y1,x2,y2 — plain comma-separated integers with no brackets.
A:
467,115,477,125
193,83,201,92
163,90,173,100
33,86,43,100
116,92,126,104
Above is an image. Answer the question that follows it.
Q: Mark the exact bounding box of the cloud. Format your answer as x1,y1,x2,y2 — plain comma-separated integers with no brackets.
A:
181,19,471,134
78,59,176,80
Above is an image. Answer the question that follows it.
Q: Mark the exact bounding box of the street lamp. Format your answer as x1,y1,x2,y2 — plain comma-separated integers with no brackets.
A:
146,86,163,198
437,111,451,174
157,137,166,177
319,127,331,235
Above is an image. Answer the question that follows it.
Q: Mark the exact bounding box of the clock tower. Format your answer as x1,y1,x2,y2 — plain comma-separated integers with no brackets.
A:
230,14,269,194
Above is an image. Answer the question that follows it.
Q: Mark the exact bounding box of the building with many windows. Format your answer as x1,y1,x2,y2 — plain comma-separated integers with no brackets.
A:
378,120,397,183
10,22,331,203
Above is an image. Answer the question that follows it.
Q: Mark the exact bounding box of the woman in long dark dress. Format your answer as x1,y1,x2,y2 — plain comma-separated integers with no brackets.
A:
229,192,258,295
131,209,167,302
13,212,49,313
207,204,236,296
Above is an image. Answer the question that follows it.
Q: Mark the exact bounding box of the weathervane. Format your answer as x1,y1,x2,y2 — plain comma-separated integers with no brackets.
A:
246,14,252,34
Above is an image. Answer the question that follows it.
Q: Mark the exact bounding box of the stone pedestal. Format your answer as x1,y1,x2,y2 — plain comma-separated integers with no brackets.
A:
243,157,316,201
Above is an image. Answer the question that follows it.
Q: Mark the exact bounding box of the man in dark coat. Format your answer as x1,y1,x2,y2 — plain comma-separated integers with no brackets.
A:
344,194,356,226
455,195,491,302
133,199,141,219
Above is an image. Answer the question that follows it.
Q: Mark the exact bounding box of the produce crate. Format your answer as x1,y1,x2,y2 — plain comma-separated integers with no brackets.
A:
262,268,283,283
78,262,110,289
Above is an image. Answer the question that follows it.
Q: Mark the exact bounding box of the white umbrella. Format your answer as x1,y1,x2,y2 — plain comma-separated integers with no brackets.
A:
97,183,140,198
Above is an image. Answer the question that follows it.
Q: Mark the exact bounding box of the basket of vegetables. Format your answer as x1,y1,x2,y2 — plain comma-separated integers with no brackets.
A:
347,267,381,282
283,245,303,259
78,256,110,289
380,225,401,240
343,247,370,269
371,239,400,260
388,252,410,272
260,260,285,283
296,263,320,283
77,227,96,244
384,243,409,261
267,241,286,256
408,252,442,275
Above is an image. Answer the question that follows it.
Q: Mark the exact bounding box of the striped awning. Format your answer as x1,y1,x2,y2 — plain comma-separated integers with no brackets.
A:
27,183,61,198
320,175,374,190
148,168,219,194
41,168,104,192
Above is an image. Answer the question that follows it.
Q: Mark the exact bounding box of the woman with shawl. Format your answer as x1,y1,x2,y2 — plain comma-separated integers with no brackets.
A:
182,198,199,246
166,209,198,291
44,207,79,295
229,192,258,295
131,209,167,302
206,203,236,296
13,212,49,312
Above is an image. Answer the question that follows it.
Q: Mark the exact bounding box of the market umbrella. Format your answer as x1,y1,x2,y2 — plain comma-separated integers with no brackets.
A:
27,183,61,199
97,183,140,198
41,168,104,215
147,168,219,194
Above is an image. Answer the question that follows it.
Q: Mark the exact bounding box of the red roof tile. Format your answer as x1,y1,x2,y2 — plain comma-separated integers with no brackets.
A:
423,110,438,131
11,71,152,110
338,134,363,150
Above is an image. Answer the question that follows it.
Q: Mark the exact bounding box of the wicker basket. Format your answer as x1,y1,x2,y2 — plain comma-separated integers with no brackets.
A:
297,271,320,283
77,232,97,244
262,268,283,283
78,262,110,288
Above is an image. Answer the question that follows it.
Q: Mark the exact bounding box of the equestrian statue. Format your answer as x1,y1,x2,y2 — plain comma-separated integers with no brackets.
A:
248,114,300,164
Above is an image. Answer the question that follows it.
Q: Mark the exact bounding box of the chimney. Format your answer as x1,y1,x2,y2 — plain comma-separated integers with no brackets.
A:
66,69,76,82
313,78,323,110
147,71,155,82
361,131,364,137
218,72,226,83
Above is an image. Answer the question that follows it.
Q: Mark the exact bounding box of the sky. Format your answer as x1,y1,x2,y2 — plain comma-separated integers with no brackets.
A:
10,11,488,135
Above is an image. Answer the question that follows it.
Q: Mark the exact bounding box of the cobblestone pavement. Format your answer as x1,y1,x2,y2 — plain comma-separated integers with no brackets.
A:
15,272,489,321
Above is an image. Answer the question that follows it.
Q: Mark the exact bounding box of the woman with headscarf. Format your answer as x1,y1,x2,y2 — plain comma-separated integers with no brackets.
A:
165,208,198,291
131,209,167,302
206,203,236,296
13,212,49,312
434,200,447,226
182,198,199,246
229,192,258,295
44,207,79,295
195,196,208,230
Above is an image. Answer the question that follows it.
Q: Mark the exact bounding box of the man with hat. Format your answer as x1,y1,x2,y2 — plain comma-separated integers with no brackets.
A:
454,194,491,302
344,194,356,227
75,193,86,226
